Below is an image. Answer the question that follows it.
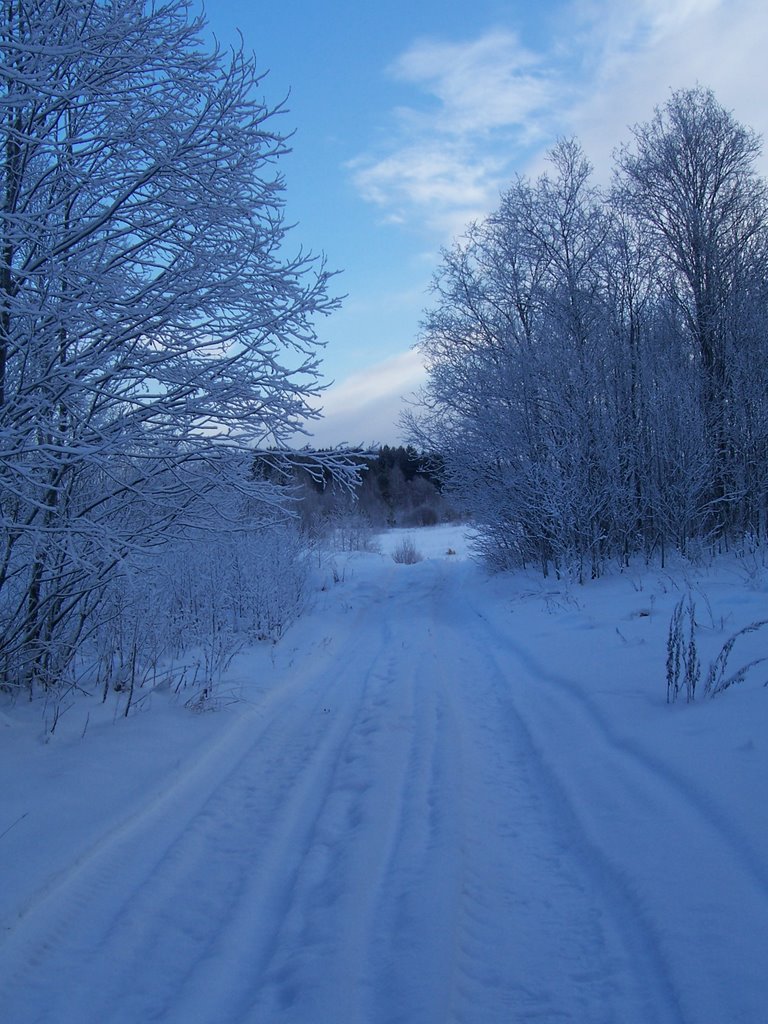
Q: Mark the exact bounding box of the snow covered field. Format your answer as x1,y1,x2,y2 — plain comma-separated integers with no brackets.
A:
1,524,767,1023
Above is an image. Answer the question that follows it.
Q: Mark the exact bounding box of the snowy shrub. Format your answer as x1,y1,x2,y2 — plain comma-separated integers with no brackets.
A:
666,594,700,703
81,516,311,714
241,524,310,642
666,594,768,702
392,537,423,564
94,559,173,714
734,532,768,588
331,512,381,553
704,620,768,697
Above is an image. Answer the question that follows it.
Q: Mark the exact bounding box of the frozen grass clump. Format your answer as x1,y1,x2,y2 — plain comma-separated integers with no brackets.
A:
392,537,423,565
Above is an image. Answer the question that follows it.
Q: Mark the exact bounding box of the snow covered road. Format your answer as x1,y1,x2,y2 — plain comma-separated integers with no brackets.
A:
1,531,767,1023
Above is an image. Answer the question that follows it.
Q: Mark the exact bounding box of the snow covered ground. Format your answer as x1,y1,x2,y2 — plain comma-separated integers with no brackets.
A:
1,524,767,1023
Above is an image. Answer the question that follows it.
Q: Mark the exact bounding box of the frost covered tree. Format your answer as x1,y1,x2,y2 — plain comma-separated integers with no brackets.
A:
0,0,343,691
411,141,618,577
617,88,767,399
616,87,768,531
411,90,768,576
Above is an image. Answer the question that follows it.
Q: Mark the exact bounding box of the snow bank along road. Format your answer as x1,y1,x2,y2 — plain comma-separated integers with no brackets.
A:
1,538,766,1023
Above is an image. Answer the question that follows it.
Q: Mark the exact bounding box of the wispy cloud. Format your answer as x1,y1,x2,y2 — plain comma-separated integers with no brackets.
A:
349,29,560,237
389,31,555,138
564,0,768,177
305,350,426,448
350,0,768,237
351,142,508,237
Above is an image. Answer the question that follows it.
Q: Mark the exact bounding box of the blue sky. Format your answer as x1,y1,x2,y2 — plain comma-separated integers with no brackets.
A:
203,0,768,448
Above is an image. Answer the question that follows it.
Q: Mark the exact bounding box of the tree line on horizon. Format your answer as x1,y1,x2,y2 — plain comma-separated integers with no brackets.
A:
263,446,454,531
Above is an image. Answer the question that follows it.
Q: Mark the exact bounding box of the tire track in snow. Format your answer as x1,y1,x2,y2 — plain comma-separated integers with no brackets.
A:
0,595,397,1024
231,645,416,1024
0,565,467,1024
471,647,683,1024
469,595,768,896
461,584,768,1024
3,554,754,1023
423,572,682,1024
366,629,464,1024
243,573,468,1024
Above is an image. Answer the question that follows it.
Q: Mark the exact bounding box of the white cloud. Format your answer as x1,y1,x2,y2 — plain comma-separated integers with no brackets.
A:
349,29,561,238
389,31,555,138
565,0,768,179
351,141,507,237
302,350,426,448
350,0,768,235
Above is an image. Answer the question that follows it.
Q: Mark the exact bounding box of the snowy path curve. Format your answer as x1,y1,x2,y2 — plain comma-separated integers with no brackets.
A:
1,552,766,1023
